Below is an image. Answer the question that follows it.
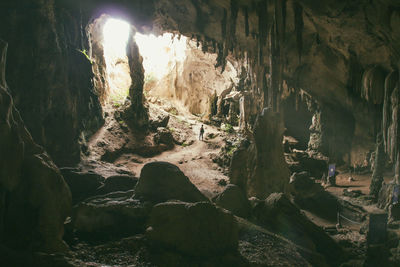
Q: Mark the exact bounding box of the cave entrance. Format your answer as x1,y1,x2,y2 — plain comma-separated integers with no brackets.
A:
134,32,238,119
102,18,131,106
87,15,133,108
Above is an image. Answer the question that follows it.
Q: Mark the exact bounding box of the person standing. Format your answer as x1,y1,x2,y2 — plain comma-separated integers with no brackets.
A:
199,125,204,141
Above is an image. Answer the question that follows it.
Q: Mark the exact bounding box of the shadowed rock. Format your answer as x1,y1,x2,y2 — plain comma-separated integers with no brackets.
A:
73,191,151,240
147,201,238,256
213,184,251,218
254,193,345,265
60,168,105,204
95,175,138,195
0,40,71,253
135,161,208,203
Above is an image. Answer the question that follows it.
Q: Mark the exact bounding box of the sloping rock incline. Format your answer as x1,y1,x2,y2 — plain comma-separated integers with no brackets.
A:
135,161,208,203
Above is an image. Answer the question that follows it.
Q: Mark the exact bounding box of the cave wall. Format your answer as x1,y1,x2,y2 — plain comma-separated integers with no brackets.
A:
0,0,104,166
0,0,398,169
0,39,71,253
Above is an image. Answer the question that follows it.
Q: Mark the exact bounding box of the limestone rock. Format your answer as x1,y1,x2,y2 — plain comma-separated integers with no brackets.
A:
213,184,251,218
147,201,238,256
149,113,170,130
0,40,71,253
135,161,208,203
254,193,344,265
60,168,105,204
95,175,138,195
378,182,398,210
153,127,174,148
73,191,151,239
289,171,324,199
246,109,290,198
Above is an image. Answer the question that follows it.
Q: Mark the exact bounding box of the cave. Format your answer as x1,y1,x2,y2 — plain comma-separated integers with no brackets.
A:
2,0,400,266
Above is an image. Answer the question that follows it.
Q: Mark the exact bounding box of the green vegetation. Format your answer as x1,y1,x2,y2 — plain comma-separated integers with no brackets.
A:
181,142,189,147
77,49,93,64
110,87,129,107
144,72,157,84
226,145,238,156
221,123,234,133
168,108,178,116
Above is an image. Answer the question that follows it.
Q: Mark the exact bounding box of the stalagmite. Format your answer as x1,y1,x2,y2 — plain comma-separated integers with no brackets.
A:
370,133,384,198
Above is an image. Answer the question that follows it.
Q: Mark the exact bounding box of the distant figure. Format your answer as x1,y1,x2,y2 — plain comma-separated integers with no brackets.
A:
199,125,204,141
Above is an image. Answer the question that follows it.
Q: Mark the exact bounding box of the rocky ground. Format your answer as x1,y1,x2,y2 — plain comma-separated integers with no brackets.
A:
17,101,400,267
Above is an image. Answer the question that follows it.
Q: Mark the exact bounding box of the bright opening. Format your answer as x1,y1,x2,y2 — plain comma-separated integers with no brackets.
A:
134,32,238,117
102,18,131,105
135,33,188,80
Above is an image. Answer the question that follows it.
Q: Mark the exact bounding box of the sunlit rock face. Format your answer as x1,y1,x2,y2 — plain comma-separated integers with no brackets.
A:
139,34,238,117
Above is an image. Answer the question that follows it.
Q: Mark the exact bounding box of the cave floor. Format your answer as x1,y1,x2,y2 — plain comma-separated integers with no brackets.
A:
63,101,398,267
83,101,233,197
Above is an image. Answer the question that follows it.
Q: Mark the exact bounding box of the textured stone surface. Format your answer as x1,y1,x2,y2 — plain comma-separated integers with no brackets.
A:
0,40,71,253
234,108,290,199
73,191,150,239
135,161,208,203
60,168,105,204
213,184,251,218
147,201,238,256
254,193,344,265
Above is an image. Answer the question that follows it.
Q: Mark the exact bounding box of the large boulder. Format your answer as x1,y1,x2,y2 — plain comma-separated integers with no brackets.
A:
95,175,138,195
291,150,328,180
254,193,344,265
0,41,71,253
60,168,105,204
135,161,208,203
147,201,238,256
72,191,151,239
213,184,251,218
289,171,324,199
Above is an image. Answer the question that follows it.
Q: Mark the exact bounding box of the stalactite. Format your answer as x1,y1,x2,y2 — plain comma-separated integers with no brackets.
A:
282,0,287,43
383,71,398,154
274,0,286,111
244,7,249,37
293,1,303,63
395,66,400,184
230,0,239,52
221,8,227,40
347,50,363,97
257,0,268,66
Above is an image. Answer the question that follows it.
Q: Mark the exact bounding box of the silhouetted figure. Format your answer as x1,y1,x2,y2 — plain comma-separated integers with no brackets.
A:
199,125,204,141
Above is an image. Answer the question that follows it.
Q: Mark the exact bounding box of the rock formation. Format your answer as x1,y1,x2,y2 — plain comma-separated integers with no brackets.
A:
0,39,71,253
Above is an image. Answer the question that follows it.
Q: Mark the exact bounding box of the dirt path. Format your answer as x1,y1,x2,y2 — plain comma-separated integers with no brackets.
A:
88,103,231,197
